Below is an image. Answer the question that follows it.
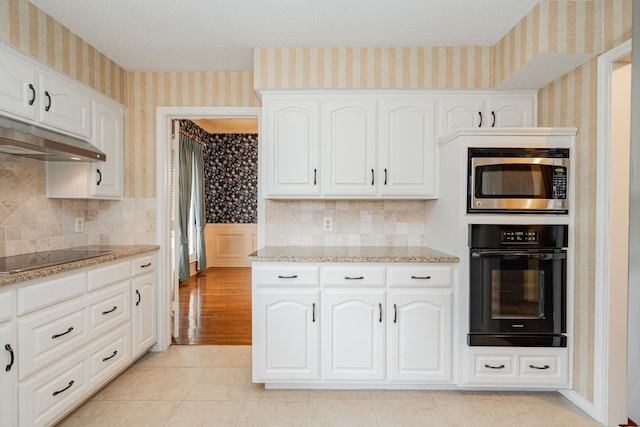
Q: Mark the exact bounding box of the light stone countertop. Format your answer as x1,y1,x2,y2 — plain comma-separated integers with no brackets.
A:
247,246,459,263
0,245,160,287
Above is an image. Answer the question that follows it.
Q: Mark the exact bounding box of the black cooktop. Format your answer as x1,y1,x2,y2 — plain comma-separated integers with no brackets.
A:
0,249,113,274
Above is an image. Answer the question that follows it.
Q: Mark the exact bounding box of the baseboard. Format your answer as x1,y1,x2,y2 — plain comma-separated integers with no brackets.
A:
559,389,601,424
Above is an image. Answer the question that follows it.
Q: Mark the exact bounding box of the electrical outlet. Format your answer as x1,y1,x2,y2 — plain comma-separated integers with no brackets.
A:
74,217,84,233
323,217,333,232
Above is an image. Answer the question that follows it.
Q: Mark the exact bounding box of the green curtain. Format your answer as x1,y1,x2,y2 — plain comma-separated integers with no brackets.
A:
178,133,207,282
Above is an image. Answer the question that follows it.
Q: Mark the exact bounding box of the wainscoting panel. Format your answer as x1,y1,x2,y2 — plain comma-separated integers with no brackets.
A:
204,223,257,267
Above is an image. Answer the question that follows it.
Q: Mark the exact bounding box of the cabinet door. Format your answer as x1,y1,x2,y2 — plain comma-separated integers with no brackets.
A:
438,96,484,138
0,47,38,121
0,322,17,427
484,96,535,127
39,70,91,138
253,291,319,381
387,291,452,382
264,98,320,197
379,99,437,197
131,272,156,358
321,290,385,380
91,100,123,198
322,99,377,196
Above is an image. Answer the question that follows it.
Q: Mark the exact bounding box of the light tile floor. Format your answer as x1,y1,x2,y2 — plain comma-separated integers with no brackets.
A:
57,345,603,427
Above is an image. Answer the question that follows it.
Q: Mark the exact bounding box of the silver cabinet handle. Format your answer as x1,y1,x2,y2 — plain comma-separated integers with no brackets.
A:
529,364,550,370
484,364,505,369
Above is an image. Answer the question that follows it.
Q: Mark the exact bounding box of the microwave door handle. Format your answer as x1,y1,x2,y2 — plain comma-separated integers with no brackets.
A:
471,251,566,260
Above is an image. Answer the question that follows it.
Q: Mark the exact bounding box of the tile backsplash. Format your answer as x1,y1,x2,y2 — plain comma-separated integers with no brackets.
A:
0,153,156,257
265,199,428,247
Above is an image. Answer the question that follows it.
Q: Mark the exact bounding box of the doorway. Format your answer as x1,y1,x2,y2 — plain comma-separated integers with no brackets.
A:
155,106,262,351
173,118,257,345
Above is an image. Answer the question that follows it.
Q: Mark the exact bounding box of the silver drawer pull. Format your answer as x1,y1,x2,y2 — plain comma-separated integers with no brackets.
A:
102,306,117,315
277,275,298,279
529,364,550,370
411,275,431,280
345,276,364,280
52,327,74,340
484,364,505,370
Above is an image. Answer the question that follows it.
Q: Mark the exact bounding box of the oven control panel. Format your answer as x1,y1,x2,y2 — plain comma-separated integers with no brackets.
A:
501,230,539,243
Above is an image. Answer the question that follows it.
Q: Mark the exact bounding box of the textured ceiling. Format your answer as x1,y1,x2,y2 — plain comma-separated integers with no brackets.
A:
28,0,539,72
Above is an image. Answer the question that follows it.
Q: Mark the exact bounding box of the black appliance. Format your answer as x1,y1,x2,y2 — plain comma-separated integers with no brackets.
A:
468,147,569,214
468,224,567,347
0,249,112,274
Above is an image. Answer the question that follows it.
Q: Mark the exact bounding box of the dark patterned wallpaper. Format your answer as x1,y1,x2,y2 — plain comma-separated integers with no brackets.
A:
180,120,258,224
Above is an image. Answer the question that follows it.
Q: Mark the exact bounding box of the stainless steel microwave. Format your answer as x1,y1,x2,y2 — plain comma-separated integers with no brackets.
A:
468,147,569,214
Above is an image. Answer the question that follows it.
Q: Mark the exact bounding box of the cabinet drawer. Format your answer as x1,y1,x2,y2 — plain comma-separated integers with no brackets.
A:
87,261,129,291
89,326,130,388
474,354,516,377
519,354,560,377
389,266,452,287
19,358,88,427
254,265,319,287
88,282,130,335
131,254,156,277
18,299,87,380
17,272,85,315
0,290,13,323
322,266,385,287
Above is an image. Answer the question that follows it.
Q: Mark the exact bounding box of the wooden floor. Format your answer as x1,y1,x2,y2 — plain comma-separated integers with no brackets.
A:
172,267,252,345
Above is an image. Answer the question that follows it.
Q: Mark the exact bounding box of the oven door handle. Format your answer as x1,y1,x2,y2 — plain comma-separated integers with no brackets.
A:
471,251,566,260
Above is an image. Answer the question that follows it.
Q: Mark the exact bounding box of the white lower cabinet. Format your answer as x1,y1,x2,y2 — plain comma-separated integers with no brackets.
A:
252,262,455,386
4,250,157,426
321,290,385,381
464,347,569,387
253,290,319,381
387,290,452,383
0,289,17,427
131,270,157,359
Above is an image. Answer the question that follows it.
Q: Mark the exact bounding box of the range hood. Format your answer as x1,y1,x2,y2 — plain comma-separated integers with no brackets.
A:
0,115,106,162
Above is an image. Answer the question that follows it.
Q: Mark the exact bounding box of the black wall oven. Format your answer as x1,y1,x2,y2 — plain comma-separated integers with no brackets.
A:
468,224,567,347
468,147,570,214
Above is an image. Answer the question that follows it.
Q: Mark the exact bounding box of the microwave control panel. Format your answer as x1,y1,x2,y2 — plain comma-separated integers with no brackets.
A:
501,230,539,243
552,167,567,199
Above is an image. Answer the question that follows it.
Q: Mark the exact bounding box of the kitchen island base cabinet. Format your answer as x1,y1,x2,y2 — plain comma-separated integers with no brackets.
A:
253,291,319,381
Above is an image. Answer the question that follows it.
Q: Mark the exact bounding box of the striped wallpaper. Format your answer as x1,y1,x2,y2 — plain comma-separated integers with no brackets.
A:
0,0,127,104
253,46,494,90
125,71,259,197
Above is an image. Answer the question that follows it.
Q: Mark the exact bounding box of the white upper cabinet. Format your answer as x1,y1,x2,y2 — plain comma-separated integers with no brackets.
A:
90,99,123,198
0,44,91,138
0,48,38,122
437,92,536,139
379,98,437,197
261,90,536,199
263,97,321,197
38,70,91,139
322,99,377,196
